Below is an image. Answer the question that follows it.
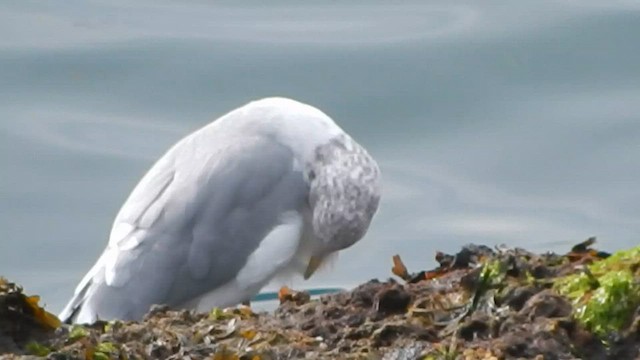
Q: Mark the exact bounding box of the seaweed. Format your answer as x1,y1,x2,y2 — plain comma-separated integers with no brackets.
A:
555,245,640,336
1,240,638,359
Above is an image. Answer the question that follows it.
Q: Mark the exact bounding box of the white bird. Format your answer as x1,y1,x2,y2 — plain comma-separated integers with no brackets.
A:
59,97,381,324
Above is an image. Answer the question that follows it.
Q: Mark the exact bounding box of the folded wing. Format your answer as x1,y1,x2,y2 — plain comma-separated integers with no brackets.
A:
60,133,309,323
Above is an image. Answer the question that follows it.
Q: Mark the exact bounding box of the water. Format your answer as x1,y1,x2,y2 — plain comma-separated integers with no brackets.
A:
1,0,639,314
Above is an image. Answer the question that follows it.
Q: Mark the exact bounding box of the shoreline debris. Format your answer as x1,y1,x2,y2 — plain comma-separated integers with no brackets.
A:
1,239,638,359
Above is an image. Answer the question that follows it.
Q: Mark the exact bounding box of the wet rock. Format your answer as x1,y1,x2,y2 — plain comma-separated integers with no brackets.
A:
349,280,382,308
459,267,484,291
371,324,410,347
144,304,171,319
146,340,173,359
0,278,59,355
496,327,573,360
519,290,572,319
438,244,494,270
374,285,411,315
344,313,365,328
369,322,436,348
321,306,343,320
459,313,493,341
344,325,373,341
2,242,639,359
500,285,538,311
498,314,528,335
381,344,426,360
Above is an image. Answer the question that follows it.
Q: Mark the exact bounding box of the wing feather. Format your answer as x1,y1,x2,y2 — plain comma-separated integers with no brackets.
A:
60,132,309,323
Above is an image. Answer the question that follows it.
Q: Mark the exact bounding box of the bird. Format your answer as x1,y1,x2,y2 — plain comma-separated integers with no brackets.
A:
59,97,381,324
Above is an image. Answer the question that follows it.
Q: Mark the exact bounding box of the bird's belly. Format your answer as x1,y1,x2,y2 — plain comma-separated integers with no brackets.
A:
180,276,268,312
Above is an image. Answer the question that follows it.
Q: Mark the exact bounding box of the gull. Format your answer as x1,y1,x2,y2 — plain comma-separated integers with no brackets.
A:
59,97,381,323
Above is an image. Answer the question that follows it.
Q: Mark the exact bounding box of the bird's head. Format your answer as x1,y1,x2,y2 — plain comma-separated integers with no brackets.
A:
307,135,381,254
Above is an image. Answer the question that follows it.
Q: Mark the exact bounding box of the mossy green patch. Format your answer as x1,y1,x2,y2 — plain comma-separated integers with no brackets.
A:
209,307,232,321
555,246,640,335
474,258,507,297
68,324,90,341
26,341,51,356
95,342,117,353
480,259,505,287
94,341,118,360
590,246,639,275
93,352,111,360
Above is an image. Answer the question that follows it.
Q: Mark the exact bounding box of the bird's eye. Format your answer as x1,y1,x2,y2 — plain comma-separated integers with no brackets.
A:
308,170,316,181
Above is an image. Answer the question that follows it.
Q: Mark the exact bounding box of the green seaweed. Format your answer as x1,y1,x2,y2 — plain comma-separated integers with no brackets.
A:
93,352,110,360
25,341,51,356
555,246,640,335
68,324,89,342
209,307,231,321
94,342,118,360
480,259,505,287
590,246,640,275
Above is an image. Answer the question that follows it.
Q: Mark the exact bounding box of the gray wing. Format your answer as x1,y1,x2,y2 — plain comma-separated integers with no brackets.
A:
60,133,309,322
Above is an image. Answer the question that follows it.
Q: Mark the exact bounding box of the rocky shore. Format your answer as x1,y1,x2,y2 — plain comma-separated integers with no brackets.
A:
1,239,638,359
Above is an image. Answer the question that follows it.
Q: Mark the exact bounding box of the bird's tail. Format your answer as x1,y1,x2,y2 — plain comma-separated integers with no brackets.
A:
58,252,107,324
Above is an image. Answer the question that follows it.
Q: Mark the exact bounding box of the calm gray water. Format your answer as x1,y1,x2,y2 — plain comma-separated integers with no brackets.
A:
1,0,639,314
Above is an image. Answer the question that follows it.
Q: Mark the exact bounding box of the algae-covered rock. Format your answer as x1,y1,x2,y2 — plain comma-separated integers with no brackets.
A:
555,246,640,336
0,277,60,355
1,240,639,359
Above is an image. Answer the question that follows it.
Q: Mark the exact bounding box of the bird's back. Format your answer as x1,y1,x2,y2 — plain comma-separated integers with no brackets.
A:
60,129,309,323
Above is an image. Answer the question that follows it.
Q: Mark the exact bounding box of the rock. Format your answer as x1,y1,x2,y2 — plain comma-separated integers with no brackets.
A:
374,285,411,315
500,285,538,311
519,290,573,320
2,243,639,359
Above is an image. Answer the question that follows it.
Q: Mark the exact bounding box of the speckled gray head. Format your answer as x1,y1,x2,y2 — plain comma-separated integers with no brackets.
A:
308,134,381,253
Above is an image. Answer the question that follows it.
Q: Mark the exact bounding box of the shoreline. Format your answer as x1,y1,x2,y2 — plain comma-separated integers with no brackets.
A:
1,240,639,359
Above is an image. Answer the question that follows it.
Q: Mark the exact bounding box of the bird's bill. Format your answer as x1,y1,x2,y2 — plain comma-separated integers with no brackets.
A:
303,256,323,280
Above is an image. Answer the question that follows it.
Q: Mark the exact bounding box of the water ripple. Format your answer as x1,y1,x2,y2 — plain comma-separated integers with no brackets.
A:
9,110,187,161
